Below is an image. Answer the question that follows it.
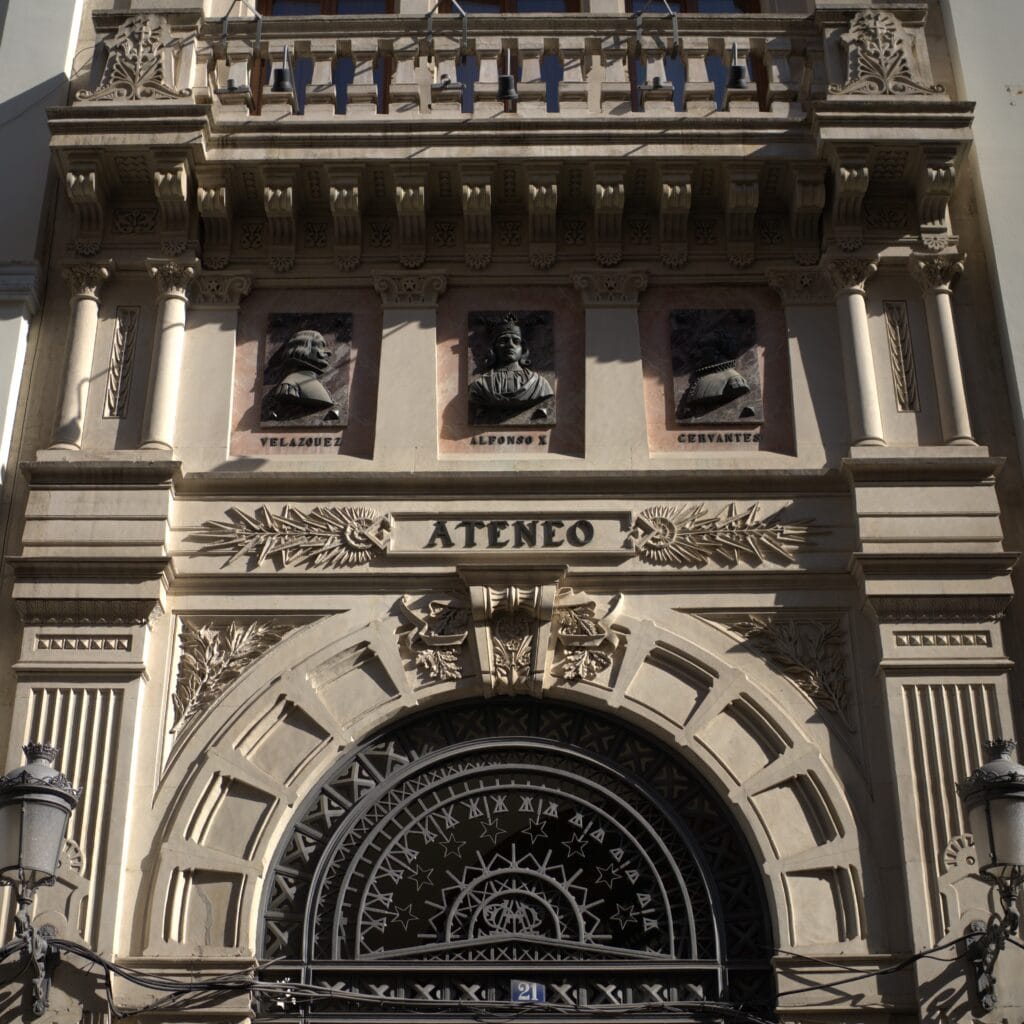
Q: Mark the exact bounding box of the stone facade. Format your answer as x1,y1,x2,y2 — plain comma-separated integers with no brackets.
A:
1,0,1023,1022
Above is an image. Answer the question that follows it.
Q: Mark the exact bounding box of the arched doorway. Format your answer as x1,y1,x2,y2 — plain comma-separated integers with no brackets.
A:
258,699,775,1018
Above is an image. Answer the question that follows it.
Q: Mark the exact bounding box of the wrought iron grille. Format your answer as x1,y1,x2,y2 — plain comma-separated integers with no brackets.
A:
258,699,775,1018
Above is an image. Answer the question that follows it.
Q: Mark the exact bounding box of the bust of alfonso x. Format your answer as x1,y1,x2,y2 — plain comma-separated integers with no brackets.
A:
469,313,553,424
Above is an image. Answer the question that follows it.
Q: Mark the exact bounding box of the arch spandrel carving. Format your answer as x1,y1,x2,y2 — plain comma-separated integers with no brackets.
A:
135,607,878,970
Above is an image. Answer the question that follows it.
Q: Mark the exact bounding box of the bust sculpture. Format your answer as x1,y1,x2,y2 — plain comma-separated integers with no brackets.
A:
262,329,341,422
469,314,553,423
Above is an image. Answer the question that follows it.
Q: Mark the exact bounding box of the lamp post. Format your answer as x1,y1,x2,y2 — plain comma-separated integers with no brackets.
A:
0,743,81,1016
958,738,1024,1011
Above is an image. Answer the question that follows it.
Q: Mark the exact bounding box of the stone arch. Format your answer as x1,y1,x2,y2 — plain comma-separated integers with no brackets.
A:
136,608,877,965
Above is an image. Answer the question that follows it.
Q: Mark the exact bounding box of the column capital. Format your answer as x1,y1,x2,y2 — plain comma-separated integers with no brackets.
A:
909,253,965,294
373,273,447,308
766,267,832,306
147,259,198,300
826,257,878,297
572,271,648,307
62,261,113,302
188,273,252,309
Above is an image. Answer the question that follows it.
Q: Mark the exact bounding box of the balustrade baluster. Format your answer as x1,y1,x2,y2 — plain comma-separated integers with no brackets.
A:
343,39,381,115
682,36,715,114
305,40,339,118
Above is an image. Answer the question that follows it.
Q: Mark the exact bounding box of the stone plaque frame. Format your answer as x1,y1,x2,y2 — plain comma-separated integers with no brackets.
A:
259,312,353,428
467,311,556,427
671,309,763,426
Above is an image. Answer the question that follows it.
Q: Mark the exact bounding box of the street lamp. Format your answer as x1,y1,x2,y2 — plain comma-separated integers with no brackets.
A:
958,738,1024,1011
0,743,81,1016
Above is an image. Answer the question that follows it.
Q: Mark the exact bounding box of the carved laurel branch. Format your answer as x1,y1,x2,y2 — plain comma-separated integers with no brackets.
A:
173,620,293,733
629,503,813,569
196,505,392,570
397,594,471,682
552,589,621,684
731,615,854,731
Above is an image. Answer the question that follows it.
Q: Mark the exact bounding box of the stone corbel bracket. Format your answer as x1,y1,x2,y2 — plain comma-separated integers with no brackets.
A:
262,166,298,273
328,166,363,271
64,157,106,256
916,144,959,251
826,146,870,253
527,165,559,270
196,169,231,269
725,163,760,269
787,163,826,266
153,156,191,254
658,164,692,269
461,166,494,271
459,567,565,697
393,166,428,269
593,164,625,267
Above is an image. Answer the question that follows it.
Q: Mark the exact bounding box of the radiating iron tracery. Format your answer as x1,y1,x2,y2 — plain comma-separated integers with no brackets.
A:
259,700,775,1016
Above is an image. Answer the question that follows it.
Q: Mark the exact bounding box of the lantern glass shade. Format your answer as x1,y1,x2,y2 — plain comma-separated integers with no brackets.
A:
0,795,72,886
968,790,1024,880
0,744,80,890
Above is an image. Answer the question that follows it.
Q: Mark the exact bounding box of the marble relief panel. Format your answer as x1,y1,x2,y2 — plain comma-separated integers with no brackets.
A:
671,308,762,426
467,311,556,426
260,313,352,427
231,288,379,458
437,286,583,456
638,286,793,455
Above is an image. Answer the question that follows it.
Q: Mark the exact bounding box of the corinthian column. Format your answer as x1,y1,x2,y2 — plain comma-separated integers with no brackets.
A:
828,257,884,446
52,262,112,449
141,260,197,450
909,254,973,444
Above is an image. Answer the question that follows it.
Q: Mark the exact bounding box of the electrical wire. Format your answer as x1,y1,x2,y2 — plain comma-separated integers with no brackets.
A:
37,932,979,1021
774,934,967,997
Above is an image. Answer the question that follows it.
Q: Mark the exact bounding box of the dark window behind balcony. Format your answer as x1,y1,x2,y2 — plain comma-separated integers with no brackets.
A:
259,0,395,14
628,0,760,10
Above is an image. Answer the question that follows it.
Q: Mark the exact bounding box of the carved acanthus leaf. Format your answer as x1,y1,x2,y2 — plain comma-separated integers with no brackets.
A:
398,594,471,682
731,615,853,730
629,503,812,568
196,505,392,570
830,11,943,98
173,620,293,733
552,589,622,684
77,15,191,102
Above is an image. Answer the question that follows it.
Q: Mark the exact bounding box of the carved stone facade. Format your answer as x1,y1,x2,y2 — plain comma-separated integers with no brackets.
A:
1,3,1022,1024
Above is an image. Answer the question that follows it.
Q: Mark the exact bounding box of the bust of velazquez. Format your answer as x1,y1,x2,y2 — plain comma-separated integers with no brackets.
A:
262,328,341,422
469,314,553,423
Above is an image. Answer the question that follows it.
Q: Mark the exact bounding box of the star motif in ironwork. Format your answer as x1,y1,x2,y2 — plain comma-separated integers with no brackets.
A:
523,818,548,844
437,832,466,859
594,863,618,889
407,863,435,891
562,831,589,858
389,903,416,932
613,903,638,928
480,818,505,844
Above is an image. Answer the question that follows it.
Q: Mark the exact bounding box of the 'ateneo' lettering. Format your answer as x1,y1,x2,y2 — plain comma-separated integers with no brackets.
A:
566,520,594,547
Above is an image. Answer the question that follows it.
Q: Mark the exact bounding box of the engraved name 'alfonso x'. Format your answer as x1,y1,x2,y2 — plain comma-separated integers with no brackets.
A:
194,502,816,567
